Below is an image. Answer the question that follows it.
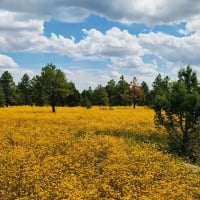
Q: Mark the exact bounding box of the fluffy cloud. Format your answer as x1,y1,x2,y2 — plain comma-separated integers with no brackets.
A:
138,32,200,65
0,10,49,51
49,33,82,58
80,28,144,57
48,26,200,77
0,0,200,25
0,54,18,69
185,15,200,34
46,28,140,62
1,22,199,80
48,27,159,78
0,1,200,57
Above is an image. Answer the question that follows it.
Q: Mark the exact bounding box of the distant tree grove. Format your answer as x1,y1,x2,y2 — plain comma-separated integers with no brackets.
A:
0,64,199,112
0,63,145,111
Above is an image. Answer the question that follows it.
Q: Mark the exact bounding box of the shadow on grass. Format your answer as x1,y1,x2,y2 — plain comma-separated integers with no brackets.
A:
74,129,200,165
95,129,168,149
95,130,200,165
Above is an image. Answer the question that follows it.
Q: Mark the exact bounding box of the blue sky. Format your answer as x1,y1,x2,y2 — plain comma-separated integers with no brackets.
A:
0,1,200,91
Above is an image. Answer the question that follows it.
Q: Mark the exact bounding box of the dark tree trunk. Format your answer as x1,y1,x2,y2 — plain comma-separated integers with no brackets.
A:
133,99,136,109
182,130,189,156
51,91,56,113
52,105,56,113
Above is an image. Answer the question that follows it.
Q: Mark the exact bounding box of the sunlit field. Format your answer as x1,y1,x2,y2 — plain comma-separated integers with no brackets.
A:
0,106,199,199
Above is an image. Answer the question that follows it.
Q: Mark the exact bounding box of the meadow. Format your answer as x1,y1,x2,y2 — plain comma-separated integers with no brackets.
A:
0,106,199,199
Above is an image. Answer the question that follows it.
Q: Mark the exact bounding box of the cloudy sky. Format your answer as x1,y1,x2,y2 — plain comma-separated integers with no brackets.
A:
0,0,200,91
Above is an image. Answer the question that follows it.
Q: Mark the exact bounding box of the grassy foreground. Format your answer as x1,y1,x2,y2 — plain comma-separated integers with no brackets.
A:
0,106,199,199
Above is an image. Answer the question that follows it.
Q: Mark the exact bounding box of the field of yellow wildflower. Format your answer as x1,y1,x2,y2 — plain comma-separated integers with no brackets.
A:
0,106,199,199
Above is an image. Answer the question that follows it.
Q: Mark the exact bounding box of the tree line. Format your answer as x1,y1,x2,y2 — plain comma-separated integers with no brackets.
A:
0,63,147,111
0,63,200,163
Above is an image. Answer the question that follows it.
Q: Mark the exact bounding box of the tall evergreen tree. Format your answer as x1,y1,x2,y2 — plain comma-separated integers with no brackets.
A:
80,88,93,108
40,63,69,112
152,74,170,111
0,71,17,106
140,81,150,105
92,85,109,106
178,65,198,91
31,75,47,106
105,79,116,107
65,82,80,106
153,66,200,163
115,75,130,106
18,73,32,105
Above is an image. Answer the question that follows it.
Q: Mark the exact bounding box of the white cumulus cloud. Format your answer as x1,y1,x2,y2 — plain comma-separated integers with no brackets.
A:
0,0,200,25
0,10,48,51
138,31,200,65
0,54,18,69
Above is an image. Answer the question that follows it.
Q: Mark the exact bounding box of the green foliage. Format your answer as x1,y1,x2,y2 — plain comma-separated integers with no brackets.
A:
105,79,116,107
140,81,150,105
40,63,69,112
65,82,80,106
0,85,5,106
80,88,93,108
153,66,200,163
31,75,47,106
0,71,17,105
0,69,149,107
113,75,130,106
85,97,92,109
92,85,109,106
18,73,32,105
178,65,198,91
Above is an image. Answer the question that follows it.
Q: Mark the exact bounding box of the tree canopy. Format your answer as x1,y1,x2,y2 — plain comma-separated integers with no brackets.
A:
152,66,200,163
39,63,70,112
0,71,17,106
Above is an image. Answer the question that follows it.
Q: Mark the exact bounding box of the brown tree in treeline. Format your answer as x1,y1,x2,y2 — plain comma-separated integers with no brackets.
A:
130,77,143,108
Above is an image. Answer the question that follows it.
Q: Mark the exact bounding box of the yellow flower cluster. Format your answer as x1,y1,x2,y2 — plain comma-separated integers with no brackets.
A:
0,106,199,199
